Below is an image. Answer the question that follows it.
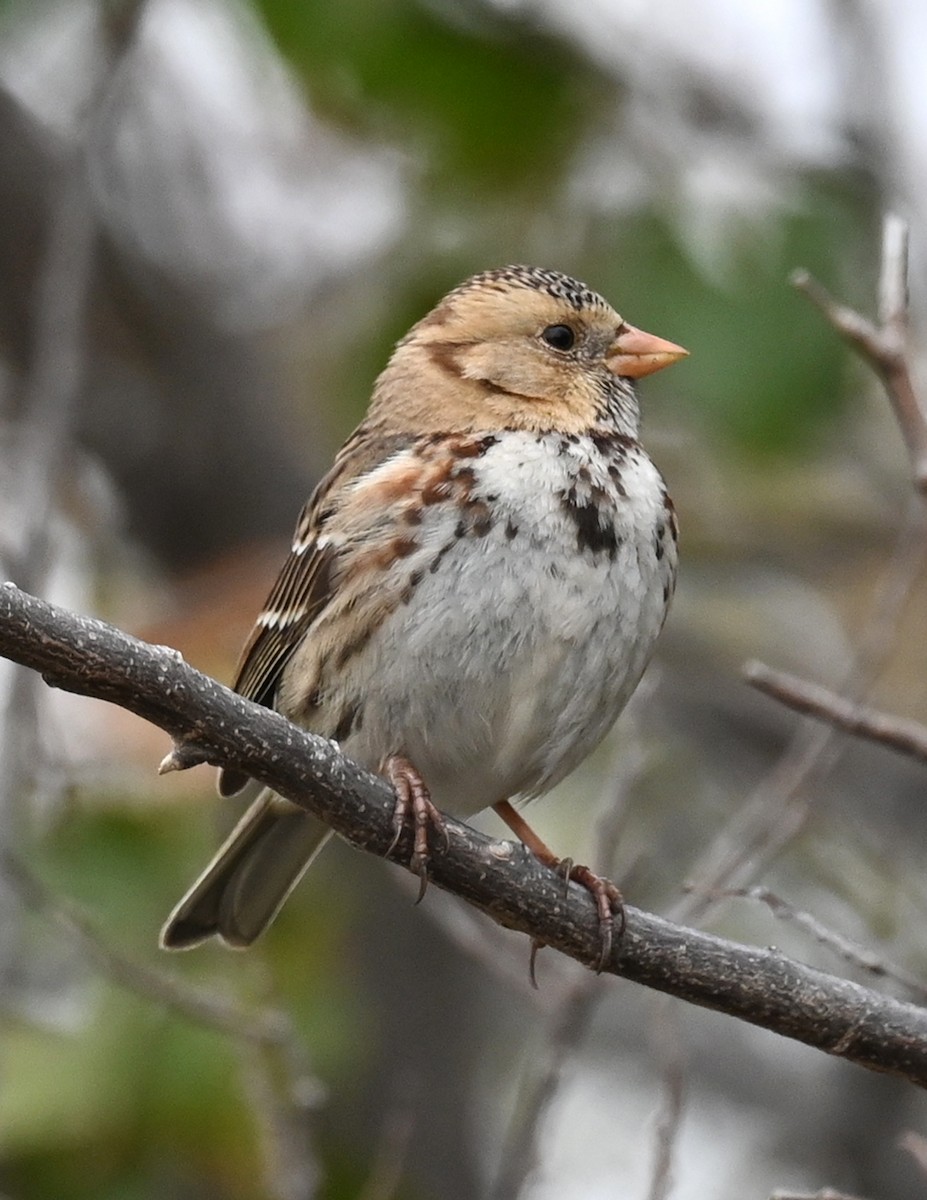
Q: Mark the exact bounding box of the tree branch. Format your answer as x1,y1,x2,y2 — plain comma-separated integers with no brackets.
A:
791,214,927,495
744,660,927,766
0,846,294,1047
3,582,927,1088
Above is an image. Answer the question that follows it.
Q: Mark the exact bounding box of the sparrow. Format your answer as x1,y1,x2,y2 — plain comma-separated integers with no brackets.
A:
160,265,686,964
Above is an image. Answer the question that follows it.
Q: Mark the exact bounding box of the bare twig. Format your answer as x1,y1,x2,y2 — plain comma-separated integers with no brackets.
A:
3,5,328,1185
355,1074,419,1200
670,719,831,927
645,997,686,1200
0,151,96,1002
490,722,656,1200
6,0,148,594
676,221,927,932
594,714,651,876
6,585,927,1086
673,460,927,928
0,0,146,1006
770,1191,870,1200
3,804,326,1200
721,886,927,1003
9,168,96,590
744,661,927,766
0,847,294,1046
239,1036,324,1200
489,975,605,1200
792,214,927,494
411,888,565,1005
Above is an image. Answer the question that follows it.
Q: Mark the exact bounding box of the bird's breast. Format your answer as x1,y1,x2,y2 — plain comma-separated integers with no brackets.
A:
321,430,676,813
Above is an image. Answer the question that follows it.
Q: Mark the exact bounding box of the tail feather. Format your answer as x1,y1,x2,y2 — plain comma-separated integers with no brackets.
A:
160,790,332,950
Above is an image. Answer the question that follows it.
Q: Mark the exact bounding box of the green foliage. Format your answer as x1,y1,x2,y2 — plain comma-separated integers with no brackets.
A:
589,189,874,455
257,0,603,188
0,803,372,1199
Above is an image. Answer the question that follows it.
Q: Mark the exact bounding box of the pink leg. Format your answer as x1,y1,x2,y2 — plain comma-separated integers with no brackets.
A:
494,799,624,974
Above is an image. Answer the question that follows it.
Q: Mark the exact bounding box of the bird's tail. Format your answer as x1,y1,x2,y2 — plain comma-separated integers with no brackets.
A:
160,790,333,950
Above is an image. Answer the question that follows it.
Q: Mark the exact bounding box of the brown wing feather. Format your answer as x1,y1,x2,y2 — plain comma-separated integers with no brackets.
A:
230,502,333,709
217,424,411,796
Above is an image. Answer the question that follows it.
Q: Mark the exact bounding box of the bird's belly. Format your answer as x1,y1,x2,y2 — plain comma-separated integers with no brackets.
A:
339,497,670,816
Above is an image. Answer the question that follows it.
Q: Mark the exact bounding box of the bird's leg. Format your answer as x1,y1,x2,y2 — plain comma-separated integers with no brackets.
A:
493,799,625,973
382,754,449,902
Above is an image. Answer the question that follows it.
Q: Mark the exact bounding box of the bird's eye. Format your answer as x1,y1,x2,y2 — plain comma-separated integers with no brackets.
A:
540,324,576,351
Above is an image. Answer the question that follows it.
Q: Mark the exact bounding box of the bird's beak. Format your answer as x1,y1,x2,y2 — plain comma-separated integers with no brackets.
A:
606,325,689,379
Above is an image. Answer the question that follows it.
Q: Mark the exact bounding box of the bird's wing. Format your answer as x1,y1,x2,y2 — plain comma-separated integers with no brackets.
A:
218,426,412,795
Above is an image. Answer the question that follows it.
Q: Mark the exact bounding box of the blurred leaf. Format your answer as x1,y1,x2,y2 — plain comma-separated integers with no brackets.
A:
257,0,604,188
6,796,376,1197
590,186,875,455
42,800,367,1069
0,986,256,1198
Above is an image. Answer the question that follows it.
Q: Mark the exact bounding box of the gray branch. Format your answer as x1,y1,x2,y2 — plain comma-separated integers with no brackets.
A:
3,581,927,1089
744,660,927,766
792,214,927,495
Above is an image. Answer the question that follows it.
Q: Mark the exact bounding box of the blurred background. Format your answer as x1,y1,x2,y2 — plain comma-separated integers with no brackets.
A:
1,0,927,1197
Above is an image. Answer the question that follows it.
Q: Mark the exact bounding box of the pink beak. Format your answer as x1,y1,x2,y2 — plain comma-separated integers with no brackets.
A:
606,324,689,379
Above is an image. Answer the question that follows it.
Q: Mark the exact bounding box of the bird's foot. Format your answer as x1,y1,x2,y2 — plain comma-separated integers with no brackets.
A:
492,799,624,975
382,755,449,901
556,859,625,973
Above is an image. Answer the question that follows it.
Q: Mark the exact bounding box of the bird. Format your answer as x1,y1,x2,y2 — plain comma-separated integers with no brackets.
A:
160,265,686,963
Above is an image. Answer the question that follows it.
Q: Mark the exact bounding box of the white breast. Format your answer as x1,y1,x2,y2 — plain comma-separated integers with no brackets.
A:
337,432,675,817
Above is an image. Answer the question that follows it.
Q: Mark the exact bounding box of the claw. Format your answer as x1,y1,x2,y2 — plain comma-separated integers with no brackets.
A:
554,856,574,899
491,800,625,976
529,939,543,989
382,755,447,899
567,864,624,972
412,859,429,905
386,794,408,860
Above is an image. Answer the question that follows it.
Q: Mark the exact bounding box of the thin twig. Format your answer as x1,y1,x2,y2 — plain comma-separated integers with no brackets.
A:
489,975,605,1200
0,22,330,1195
6,586,927,1087
0,157,97,997
239,1036,324,1200
645,997,686,1200
355,1073,420,1200
0,0,144,1009
677,221,927,929
673,462,927,928
490,724,655,1200
6,0,148,594
594,701,652,876
770,1191,871,1200
411,887,565,1004
744,661,927,766
721,886,927,1003
792,214,927,494
0,847,293,1046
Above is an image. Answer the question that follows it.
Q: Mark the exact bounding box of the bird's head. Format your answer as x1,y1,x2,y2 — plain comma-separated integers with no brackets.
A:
369,265,687,436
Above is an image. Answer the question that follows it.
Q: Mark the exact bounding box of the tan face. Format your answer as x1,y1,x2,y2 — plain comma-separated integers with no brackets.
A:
368,268,687,435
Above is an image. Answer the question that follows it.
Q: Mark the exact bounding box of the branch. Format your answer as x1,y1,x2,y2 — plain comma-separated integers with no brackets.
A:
770,1191,870,1200
4,583,927,1088
489,976,604,1200
744,660,927,766
791,214,927,495
721,885,927,1004
489,727,650,1199
0,846,292,1047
